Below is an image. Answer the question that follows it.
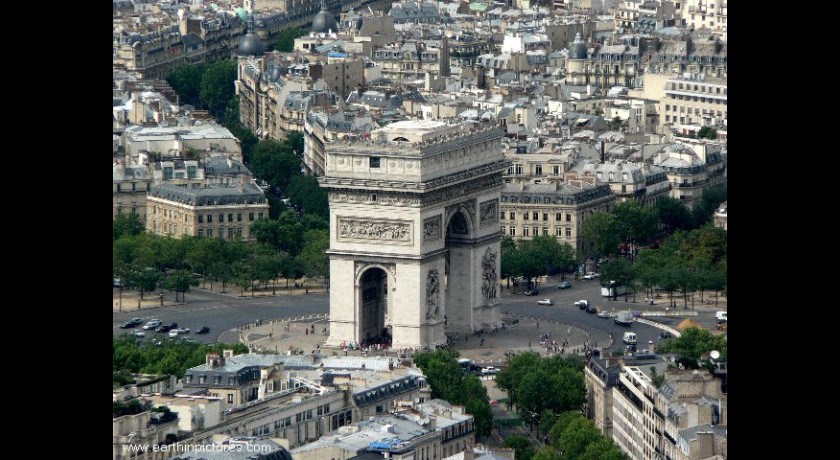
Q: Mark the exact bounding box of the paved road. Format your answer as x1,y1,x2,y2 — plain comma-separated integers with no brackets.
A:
113,286,329,343
113,275,723,349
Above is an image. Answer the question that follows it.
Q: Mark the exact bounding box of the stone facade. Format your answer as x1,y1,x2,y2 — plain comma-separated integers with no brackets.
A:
320,121,509,349
146,183,269,240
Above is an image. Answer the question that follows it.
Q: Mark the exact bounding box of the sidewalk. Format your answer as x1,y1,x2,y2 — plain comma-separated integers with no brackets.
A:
240,314,613,364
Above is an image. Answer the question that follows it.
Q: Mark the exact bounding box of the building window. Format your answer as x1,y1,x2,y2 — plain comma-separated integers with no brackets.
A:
131,183,136,192
207,214,213,223
500,226,506,234
555,227,562,237
370,157,381,168
199,376,205,384
249,212,255,221
542,213,548,221
514,164,523,175
198,229,204,237
523,213,529,220
523,227,529,237
228,228,235,238
509,212,515,220
566,213,572,222
532,212,539,220
509,227,516,236
553,166,559,175
237,213,242,222
219,228,224,239
228,213,234,222
198,215,204,223
500,212,504,220
566,228,572,238
533,226,539,236
535,165,542,175
236,228,243,237
117,184,122,192
555,213,562,220
258,213,264,219
219,214,224,223
187,166,197,179
542,227,548,236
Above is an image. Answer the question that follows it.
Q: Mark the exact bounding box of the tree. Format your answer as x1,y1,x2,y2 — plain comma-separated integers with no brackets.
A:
697,126,717,140
113,213,145,240
500,235,521,289
557,417,601,460
161,269,199,302
518,236,577,285
166,63,209,107
579,439,628,460
532,446,560,460
249,139,303,192
250,218,283,249
598,258,634,301
580,212,621,260
277,210,305,256
502,435,535,460
124,266,162,304
657,326,727,360
273,27,306,52
691,185,727,226
655,196,692,234
199,59,237,119
298,229,330,286
612,200,658,259
287,175,329,220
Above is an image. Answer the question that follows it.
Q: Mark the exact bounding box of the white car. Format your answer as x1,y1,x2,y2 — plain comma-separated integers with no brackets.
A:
537,298,553,306
168,329,179,337
583,273,599,280
142,320,162,330
597,311,611,318
481,366,500,375
131,329,146,338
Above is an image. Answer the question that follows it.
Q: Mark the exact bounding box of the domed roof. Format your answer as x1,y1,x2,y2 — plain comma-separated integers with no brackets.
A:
311,2,337,34
568,32,587,60
238,15,265,57
269,64,283,82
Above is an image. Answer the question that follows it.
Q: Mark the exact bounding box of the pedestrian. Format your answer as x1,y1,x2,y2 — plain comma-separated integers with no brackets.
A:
567,326,571,335
269,332,272,339
305,328,309,335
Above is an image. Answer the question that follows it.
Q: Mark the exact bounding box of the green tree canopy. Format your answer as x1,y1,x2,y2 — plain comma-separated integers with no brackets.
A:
166,63,209,107
298,229,330,283
657,326,727,360
113,213,145,240
249,139,303,192
199,59,237,119
501,435,535,460
273,27,307,52
287,175,329,220
655,196,693,234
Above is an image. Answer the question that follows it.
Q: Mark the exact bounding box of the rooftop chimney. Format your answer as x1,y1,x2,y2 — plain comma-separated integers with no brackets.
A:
206,353,225,368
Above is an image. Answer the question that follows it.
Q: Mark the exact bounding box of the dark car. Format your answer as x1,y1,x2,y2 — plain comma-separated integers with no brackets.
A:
524,289,540,296
626,343,637,352
120,318,144,329
659,331,673,340
156,324,173,333
196,326,210,335
557,281,572,289
585,304,597,313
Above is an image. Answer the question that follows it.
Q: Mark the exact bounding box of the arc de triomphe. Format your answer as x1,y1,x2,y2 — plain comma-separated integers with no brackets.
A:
318,120,509,350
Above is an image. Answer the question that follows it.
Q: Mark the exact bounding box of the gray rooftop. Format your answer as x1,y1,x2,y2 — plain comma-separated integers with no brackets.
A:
149,183,266,207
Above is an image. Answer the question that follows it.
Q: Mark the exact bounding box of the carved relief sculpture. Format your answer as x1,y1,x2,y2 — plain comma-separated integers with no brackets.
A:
338,219,411,241
481,248,498,300
426,269,441,319
424,215,442,241
479,199,499,225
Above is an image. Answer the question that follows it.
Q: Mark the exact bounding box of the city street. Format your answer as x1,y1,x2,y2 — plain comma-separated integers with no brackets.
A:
113,275,723,348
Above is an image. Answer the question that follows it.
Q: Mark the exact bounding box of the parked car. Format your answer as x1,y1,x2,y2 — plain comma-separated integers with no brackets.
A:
557,281,572,289
574,300,590,309
597,310,611,318
481,366,500,375
583,273,599,280
120,321,136,329
659,331,673,340
524,289,540,296
625,343,637,352
585,304,597,313
168,329,179,337
142,320,162,330
537,298,553,306
174,327,190,334
196,326,210,335
156,324,173,333
131,330,145,338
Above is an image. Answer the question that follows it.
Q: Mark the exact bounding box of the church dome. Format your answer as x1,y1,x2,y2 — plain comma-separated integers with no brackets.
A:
238,16,265,57
311,3,337,34
568,32,587,60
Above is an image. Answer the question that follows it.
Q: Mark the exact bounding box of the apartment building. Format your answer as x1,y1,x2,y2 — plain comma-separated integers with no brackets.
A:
145,183,269,240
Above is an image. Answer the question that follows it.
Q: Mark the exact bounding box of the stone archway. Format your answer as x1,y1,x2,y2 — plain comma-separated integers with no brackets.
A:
357,267,390,345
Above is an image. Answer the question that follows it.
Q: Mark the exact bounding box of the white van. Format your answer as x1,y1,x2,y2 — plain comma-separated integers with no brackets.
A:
715,311,727,322
623,332,637,345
